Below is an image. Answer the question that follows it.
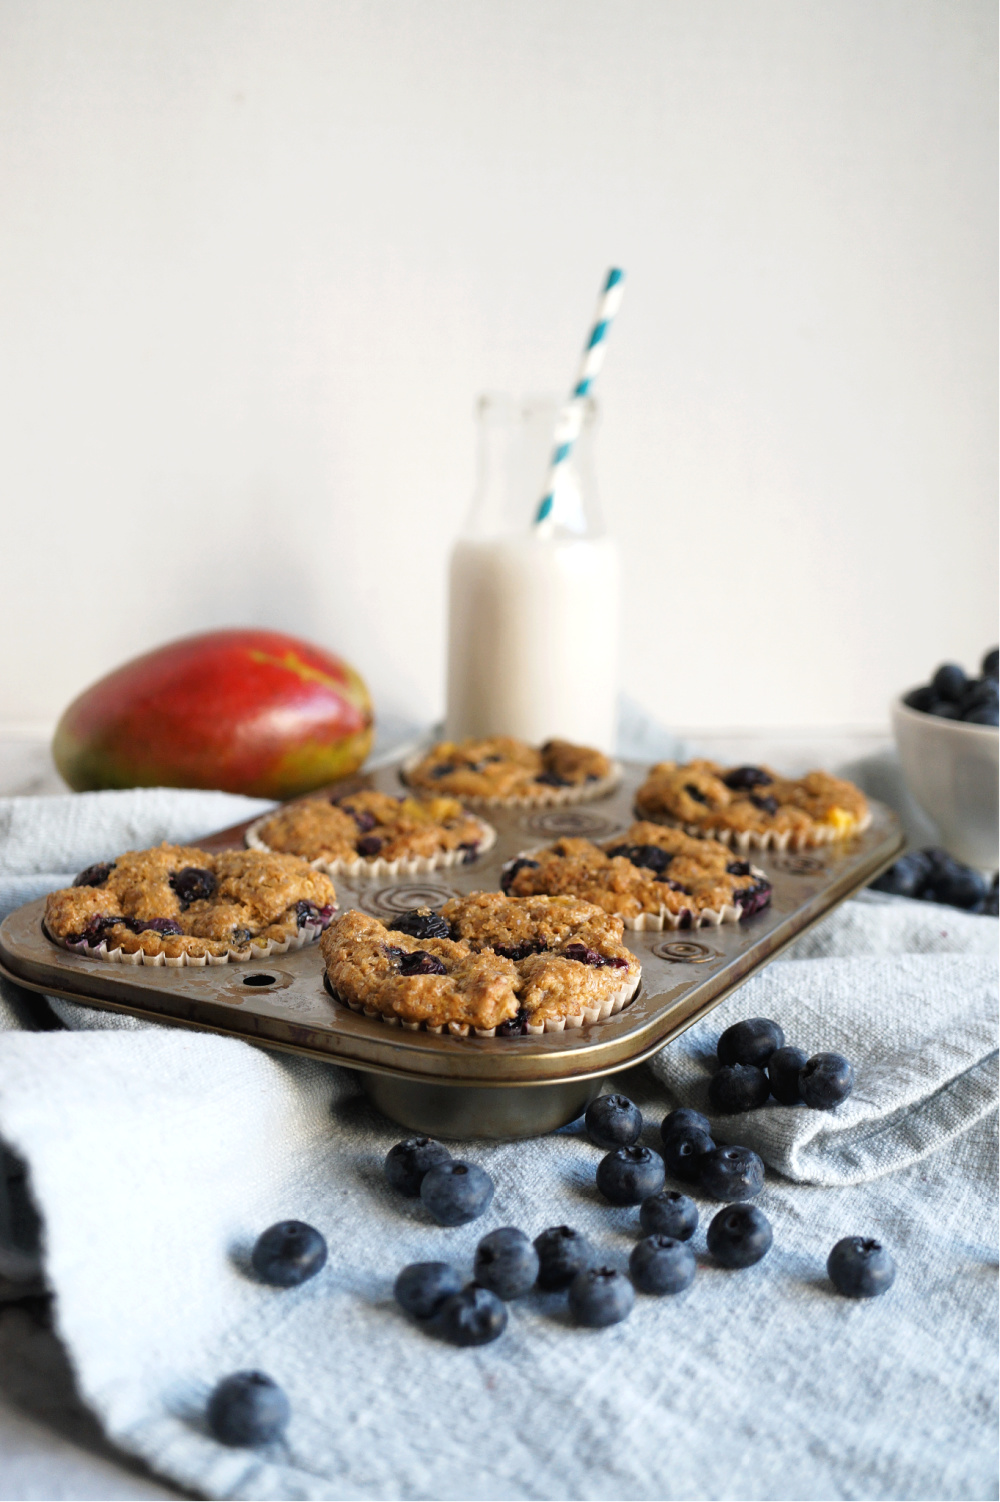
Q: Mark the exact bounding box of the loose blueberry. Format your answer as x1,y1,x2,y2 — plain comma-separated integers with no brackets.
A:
870,850,934,898
568,1266,634,1326
709,1064,770,1114
394,1261,463,1319
660,1107,711,1143
983,647,999,680
250,1220,327,1287
767,1045,809,1105
533,1226,596,1290
827,1236,897,1298
931,663,967,702
640,1190,699,1241
799,1053,855,1110
420,1160,494,1226
388,907,451,941
433,1285,508,1345
722,766,773,791
717,1017,785,1069
585,1093,642,1150
661,1128,715,1184
629,1235,697,1295
749,794,779,816
397,949,448,976
699,1145,765,1202
500,857,540,894
169,866,216,905
206,1371,290,1447
72,862,114,889
596,1145,665,1206
384,1137,452,1197
473,1227,539,1300
707,1204,773,1268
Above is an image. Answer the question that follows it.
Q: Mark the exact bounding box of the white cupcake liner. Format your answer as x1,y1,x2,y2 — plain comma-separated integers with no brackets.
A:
630,807,873,852
330,967,641,1039
505,846,770,931
47,917,330,968
245,813,497,879
399,752,623,809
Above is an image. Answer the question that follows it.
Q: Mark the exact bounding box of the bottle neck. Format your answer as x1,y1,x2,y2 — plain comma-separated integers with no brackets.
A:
464,394,605,540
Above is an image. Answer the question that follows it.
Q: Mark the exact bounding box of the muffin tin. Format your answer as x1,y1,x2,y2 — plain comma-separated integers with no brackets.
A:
0,756,904,1139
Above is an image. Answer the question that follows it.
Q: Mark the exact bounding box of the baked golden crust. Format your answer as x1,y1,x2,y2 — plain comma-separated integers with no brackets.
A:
634,761,869,845
404,736,613,803
253,790,488,867
503,823,772,923
44,844,336,960
320,893,641,1033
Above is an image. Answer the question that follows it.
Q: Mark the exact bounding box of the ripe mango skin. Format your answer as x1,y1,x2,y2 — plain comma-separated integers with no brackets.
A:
53,629,374,800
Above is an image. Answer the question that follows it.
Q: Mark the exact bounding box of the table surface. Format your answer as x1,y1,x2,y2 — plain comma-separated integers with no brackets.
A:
0,725,899,1502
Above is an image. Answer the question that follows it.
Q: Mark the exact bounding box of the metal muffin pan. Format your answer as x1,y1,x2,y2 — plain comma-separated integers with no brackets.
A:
0,757,904,1138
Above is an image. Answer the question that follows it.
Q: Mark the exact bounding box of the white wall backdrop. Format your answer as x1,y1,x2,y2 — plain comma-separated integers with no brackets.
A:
0,0,995,734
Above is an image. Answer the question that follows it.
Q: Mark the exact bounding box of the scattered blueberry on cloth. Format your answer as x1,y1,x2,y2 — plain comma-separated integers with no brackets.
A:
0,761,995,1499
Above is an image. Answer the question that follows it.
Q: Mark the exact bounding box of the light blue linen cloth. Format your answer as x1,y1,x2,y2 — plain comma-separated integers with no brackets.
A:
0,730,995,1500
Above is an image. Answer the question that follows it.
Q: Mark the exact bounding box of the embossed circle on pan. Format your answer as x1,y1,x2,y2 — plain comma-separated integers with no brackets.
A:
651,940,719,964
522,809,625,840
359,882,462,917
773,853,829,875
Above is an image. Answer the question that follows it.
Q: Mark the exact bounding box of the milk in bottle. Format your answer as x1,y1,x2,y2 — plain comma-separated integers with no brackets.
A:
445,396,620,751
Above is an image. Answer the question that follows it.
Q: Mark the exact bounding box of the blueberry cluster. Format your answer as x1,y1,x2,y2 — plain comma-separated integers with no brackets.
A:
871,849,997,915
699,1017,855,1114
903,650,999,726
384,1137,495,1224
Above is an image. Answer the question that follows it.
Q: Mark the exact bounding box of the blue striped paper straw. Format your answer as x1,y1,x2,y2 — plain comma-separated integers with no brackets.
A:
534,267,626,528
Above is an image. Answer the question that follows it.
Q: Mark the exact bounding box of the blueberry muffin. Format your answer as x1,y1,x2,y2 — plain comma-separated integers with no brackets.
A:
247,790,495,876
402,736,620,807
320,893,641,1036
45,845,337,965
634,761,870,850
501,823,772,930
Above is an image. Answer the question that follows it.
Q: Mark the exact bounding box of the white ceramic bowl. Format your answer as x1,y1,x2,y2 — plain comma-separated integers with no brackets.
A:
891,695,998,869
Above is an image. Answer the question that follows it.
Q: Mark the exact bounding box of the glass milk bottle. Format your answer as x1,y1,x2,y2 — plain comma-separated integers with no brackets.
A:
445,394,620,751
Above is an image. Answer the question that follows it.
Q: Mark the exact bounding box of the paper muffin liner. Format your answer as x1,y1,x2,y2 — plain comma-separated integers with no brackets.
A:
399,752,623,809
46,916,331,968
330,966,641,1038
630,807,873,852
245,813,497,880
504,846,770,931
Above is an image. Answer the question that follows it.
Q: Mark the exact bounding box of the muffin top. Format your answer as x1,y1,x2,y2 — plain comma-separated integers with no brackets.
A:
44,844,336,961
251,789,490,868
320,893,640,1034
501,823,772,923
403,736,615,803
634,761,869,843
